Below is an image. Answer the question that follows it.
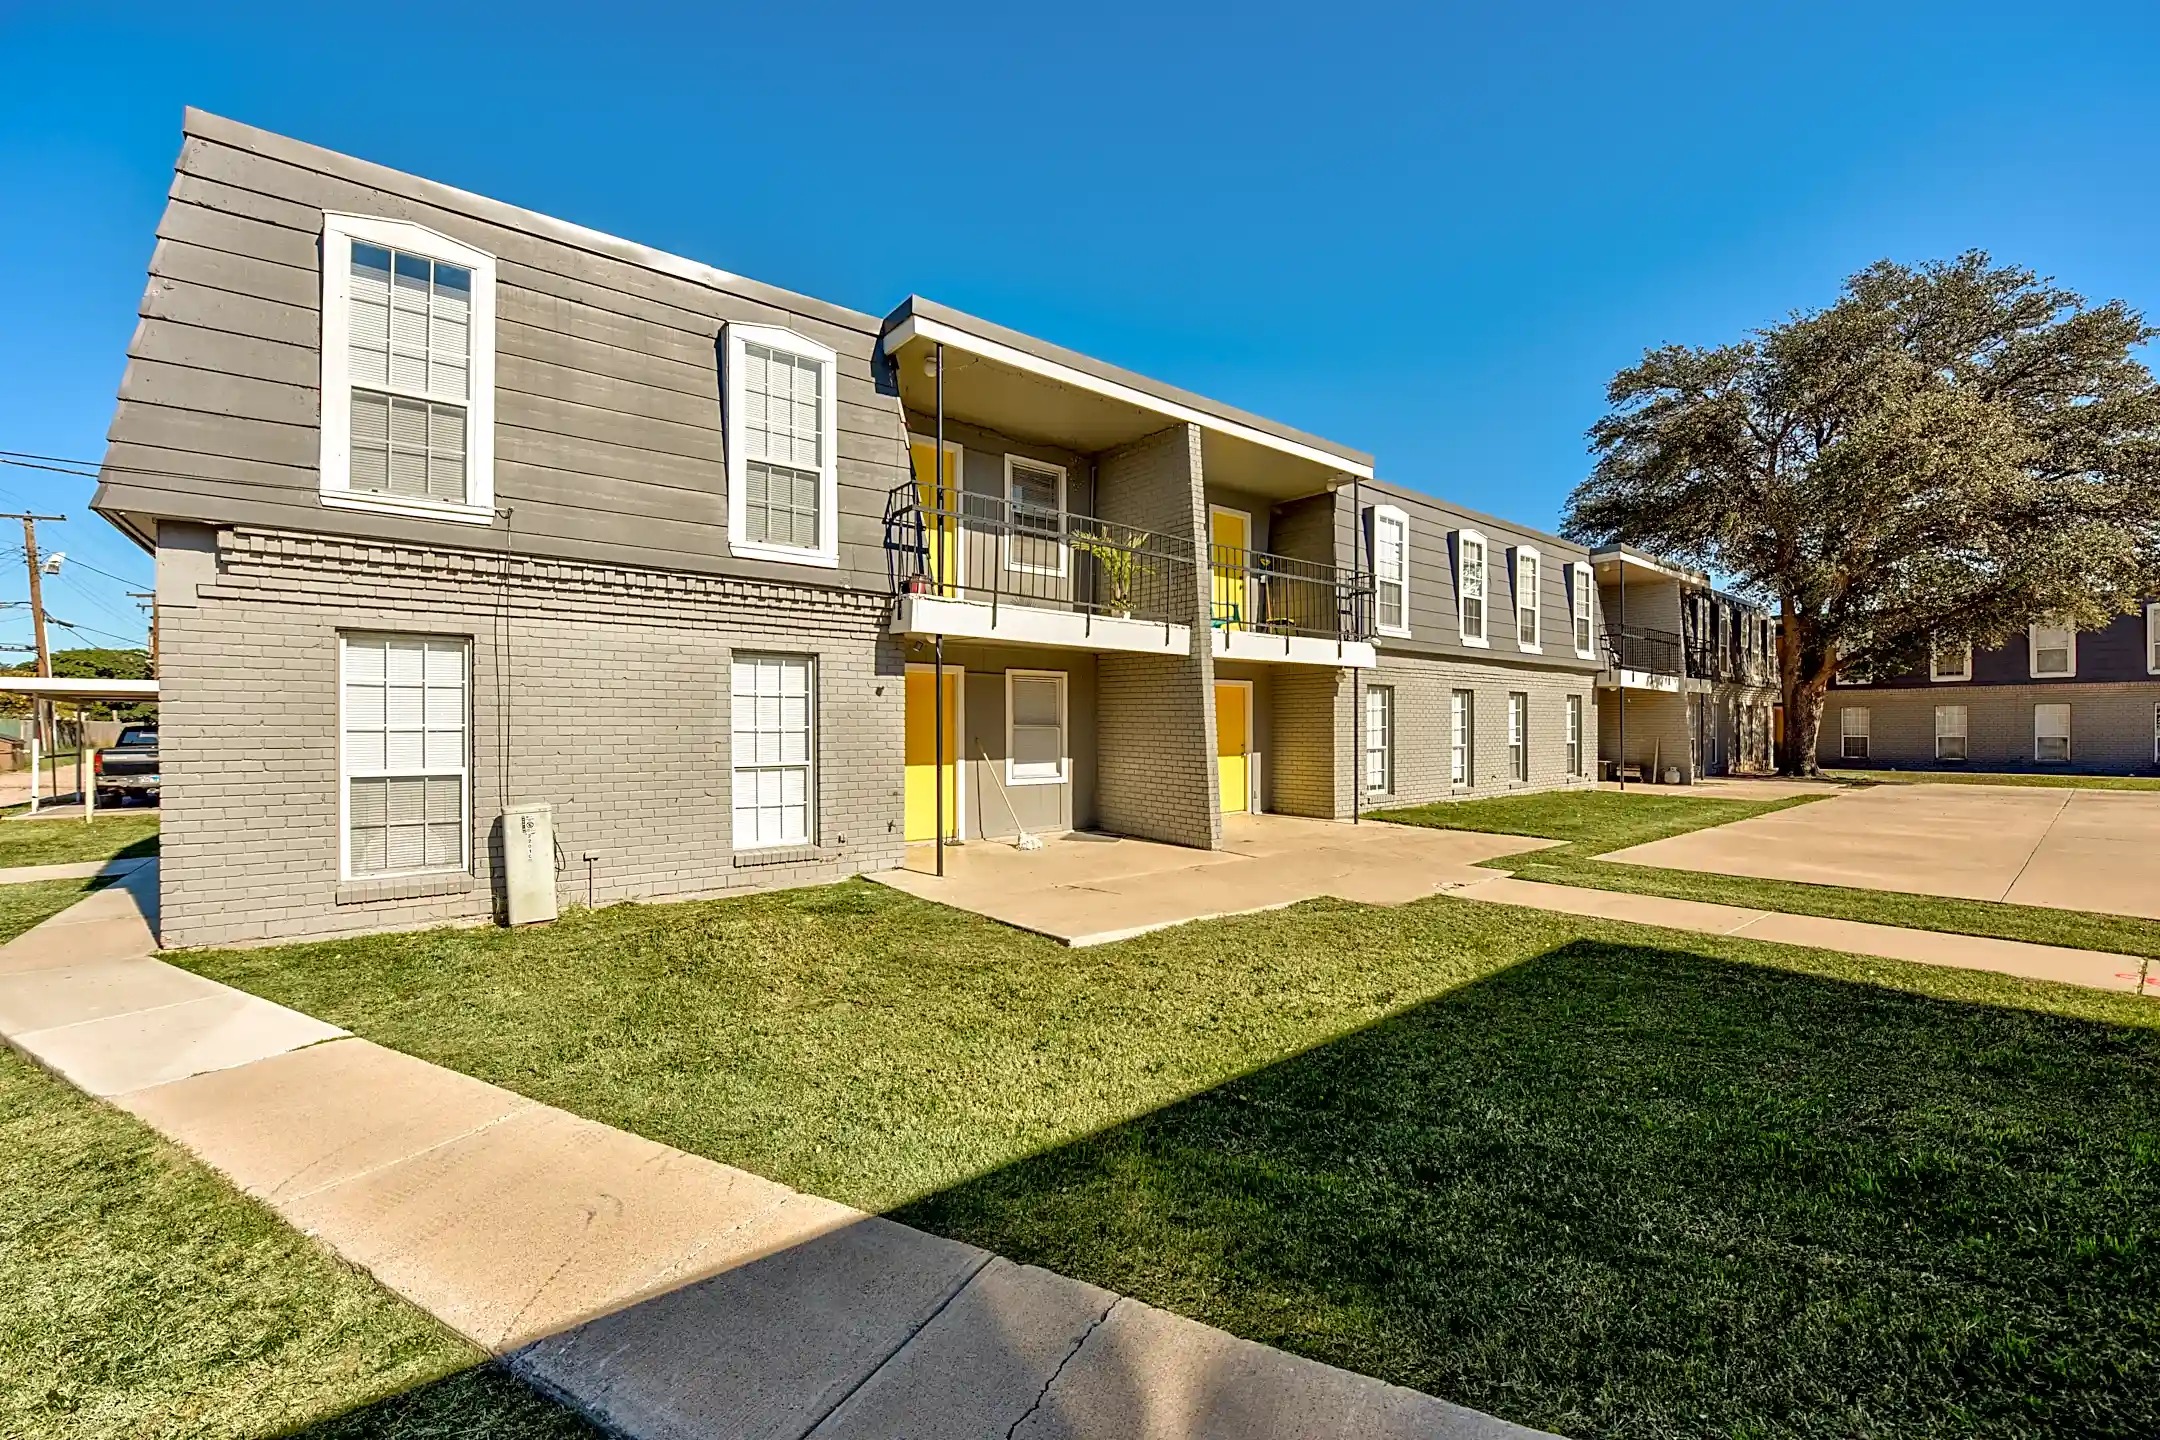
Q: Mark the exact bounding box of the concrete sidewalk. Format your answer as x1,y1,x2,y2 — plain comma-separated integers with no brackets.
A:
1449,874,2157,994
0,854,155,887
0,866,1551,1439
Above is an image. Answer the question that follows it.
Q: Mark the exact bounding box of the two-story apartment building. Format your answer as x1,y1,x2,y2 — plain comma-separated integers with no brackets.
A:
1823,606,2160,773
1592,547,1778,782
92,111,1601,948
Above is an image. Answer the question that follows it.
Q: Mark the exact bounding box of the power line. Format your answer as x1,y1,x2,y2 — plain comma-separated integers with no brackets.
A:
45,616,147,647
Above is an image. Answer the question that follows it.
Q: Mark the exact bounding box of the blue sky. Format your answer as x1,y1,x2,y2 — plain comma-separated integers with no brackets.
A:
1,2,2154,653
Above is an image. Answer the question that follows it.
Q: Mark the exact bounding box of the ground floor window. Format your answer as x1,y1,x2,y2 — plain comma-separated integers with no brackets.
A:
732,653,815,847
1451,690,1475,786
2034,703,2071,764
1566,694,1583,775
2154,702,2159,764
341,633,469,879
1840,706,1870,761
1507,692,1528,781
1007,670,1067,784
1934,705,1967,762
1365,685,1393,794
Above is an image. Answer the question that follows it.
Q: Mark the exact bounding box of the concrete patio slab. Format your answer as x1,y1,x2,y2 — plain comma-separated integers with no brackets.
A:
117,1036,538,1202
0,955,225,1033
877,814,1557,945
510,1215,992,1439
280,1098,855,1351
1601,784,2160,920
10,989,347,1096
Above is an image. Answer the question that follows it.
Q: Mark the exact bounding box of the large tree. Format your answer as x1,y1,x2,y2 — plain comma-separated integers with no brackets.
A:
1564,253,2160,774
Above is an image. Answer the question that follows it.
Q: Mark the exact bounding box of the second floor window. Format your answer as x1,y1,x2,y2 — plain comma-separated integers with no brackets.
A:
1373,506,1409,636
726,325,839,567
2147,603,2159,675
1571,563,1594,656
2029,619,2076,678
1931,636,1972,682
1515,549,1541,651
1005,457,1067,575
1456,531,1487,646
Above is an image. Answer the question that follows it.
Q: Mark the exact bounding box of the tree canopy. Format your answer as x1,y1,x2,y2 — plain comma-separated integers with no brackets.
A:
1563,252,2160,772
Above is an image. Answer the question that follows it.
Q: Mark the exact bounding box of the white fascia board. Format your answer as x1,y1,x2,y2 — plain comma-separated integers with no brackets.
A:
0,678,159,698
893,594,1192,657
1213,629,1377,669
885,315,1375,480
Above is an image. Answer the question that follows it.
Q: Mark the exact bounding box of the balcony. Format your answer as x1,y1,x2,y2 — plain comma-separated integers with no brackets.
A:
1601,624,1684,691
1207,543,1377,667
884,483,1196,655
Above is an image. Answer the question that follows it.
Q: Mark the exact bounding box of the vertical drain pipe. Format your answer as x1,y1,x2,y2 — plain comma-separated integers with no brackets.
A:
1351,475,1362,825
933,342,947,877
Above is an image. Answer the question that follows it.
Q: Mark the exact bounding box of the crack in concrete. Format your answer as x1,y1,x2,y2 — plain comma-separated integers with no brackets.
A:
1004,1295,1120,1440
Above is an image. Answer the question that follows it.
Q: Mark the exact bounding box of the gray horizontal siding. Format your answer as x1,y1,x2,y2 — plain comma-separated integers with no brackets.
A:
98,114,911,591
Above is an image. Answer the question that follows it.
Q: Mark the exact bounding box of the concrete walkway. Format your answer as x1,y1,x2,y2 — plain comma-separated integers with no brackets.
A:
0,854,154,887
0,865,1549,1440
1448,873,2157,995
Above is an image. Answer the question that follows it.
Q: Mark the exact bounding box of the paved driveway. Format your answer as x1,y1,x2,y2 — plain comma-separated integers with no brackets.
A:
1603,783,2160,920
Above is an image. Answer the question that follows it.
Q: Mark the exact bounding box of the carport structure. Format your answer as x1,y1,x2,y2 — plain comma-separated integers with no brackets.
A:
0,677,159,819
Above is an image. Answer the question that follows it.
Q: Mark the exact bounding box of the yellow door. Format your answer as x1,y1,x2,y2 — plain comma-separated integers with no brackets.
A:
1215,682,1250,814
904,669,962,841
911,440,962,596
1210,508,1249,628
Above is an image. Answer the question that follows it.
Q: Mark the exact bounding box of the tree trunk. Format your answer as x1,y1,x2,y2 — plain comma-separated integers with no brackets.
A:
1780,678,1829,777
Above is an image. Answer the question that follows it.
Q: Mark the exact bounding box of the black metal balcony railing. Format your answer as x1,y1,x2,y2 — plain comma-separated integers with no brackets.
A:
1207,544,1375,647
884,483,1195,629
1604,624,1683,676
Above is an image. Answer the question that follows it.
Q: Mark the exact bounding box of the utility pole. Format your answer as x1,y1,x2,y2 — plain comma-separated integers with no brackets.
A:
129,591,157,678
13,512,65,766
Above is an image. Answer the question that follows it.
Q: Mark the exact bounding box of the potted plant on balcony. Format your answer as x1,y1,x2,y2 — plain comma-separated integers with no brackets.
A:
1072,525,1147,618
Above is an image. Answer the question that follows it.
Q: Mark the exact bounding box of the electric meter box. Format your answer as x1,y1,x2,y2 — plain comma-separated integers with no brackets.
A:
503,802,559,925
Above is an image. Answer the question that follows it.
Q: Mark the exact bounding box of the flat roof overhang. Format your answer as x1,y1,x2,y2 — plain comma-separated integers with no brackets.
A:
0,679,158,701
1590,546,1702,585
881,299,1373,503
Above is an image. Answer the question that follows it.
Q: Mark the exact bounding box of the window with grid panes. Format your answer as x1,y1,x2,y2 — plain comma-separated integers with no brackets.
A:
1456,533,1486,644
1365,686,1393,793
346,244,473,504
731,655,815,848
740,343,826,551
341,635,467,878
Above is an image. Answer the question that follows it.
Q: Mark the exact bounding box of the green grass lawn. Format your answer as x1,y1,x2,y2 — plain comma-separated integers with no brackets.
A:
176,882,2160,1438
0,813,158,869
1375,788,2160,960
0,1045,595,1440
1829,768,2160,791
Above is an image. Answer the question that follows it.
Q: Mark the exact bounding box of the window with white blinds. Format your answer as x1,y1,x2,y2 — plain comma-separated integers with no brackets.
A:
1372,507,1409,636
1006,458,1067,575
1365,685,1393,794
341,634,468,878
732,655,815,848
1507,691,1528,780
1450,689,1475,785
1930,635,1972,682
319,215,495,522
2029,620,2076,678
1840,706,1871,760
1571,564,1594,656
1514,550,1541,651
727,325,839,567
2147,603,2159,675
1456,531,1487,646
1934,705,1967,761
1565,693,1583,774
1007,671,1067,784
2034,703,2071,764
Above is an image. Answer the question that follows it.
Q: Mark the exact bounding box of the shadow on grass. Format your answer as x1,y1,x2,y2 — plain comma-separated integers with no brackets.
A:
281,1363,603,1438
884,938,2160,1439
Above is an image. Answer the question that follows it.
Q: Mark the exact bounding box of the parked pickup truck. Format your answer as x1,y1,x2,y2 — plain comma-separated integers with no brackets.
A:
93,725,160,806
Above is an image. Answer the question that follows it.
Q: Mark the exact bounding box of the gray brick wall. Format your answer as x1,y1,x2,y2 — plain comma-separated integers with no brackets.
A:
1597,686,1697,782
157,525,904,948
1267,666,1349,816
1820,682,2160,774
1092,424,1221,848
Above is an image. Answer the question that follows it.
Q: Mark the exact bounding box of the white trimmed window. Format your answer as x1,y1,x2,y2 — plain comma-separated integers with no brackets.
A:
1007,670,1068,785
2146,603,2159,675
1514,548,1541,652
1372,506,1410,637
318,215,496,524
1930,635,1971,682
1565,693,1584,775
2152,702,2159,763
731,654,816,848
2034,703,2071,764
1005,456,1067,575
1365,685,1393,794
1570,562,1594,657
1455,530,1488,647
340,634,468,879
726,324,839,567
1840,707,1871,760
1934,705,1968,761
2029,619,2075,678
1450,689,1475,785
1507,691,1529,780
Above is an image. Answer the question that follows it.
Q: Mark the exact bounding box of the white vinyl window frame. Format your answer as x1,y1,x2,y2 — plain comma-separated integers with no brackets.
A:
724,322,841,569
1565,693,1584,775
2034,702,2072,764
1455,529,1488,648
338,632,471,882
1450,689,1475,786
1934,704,1968,761
1364,684,1393,795
1005,669,1069,786
2146,603,2159,675
1507,691,1529,780
1570,562,1595,658
1371,505,1410,638
1003,454,1069,577
1840,706,1871,761
731,653,818,850
1513,548,1542,653
2153,701,2159,764
2028,619,2076,679
1930,635,1972,682
318,213,497,525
